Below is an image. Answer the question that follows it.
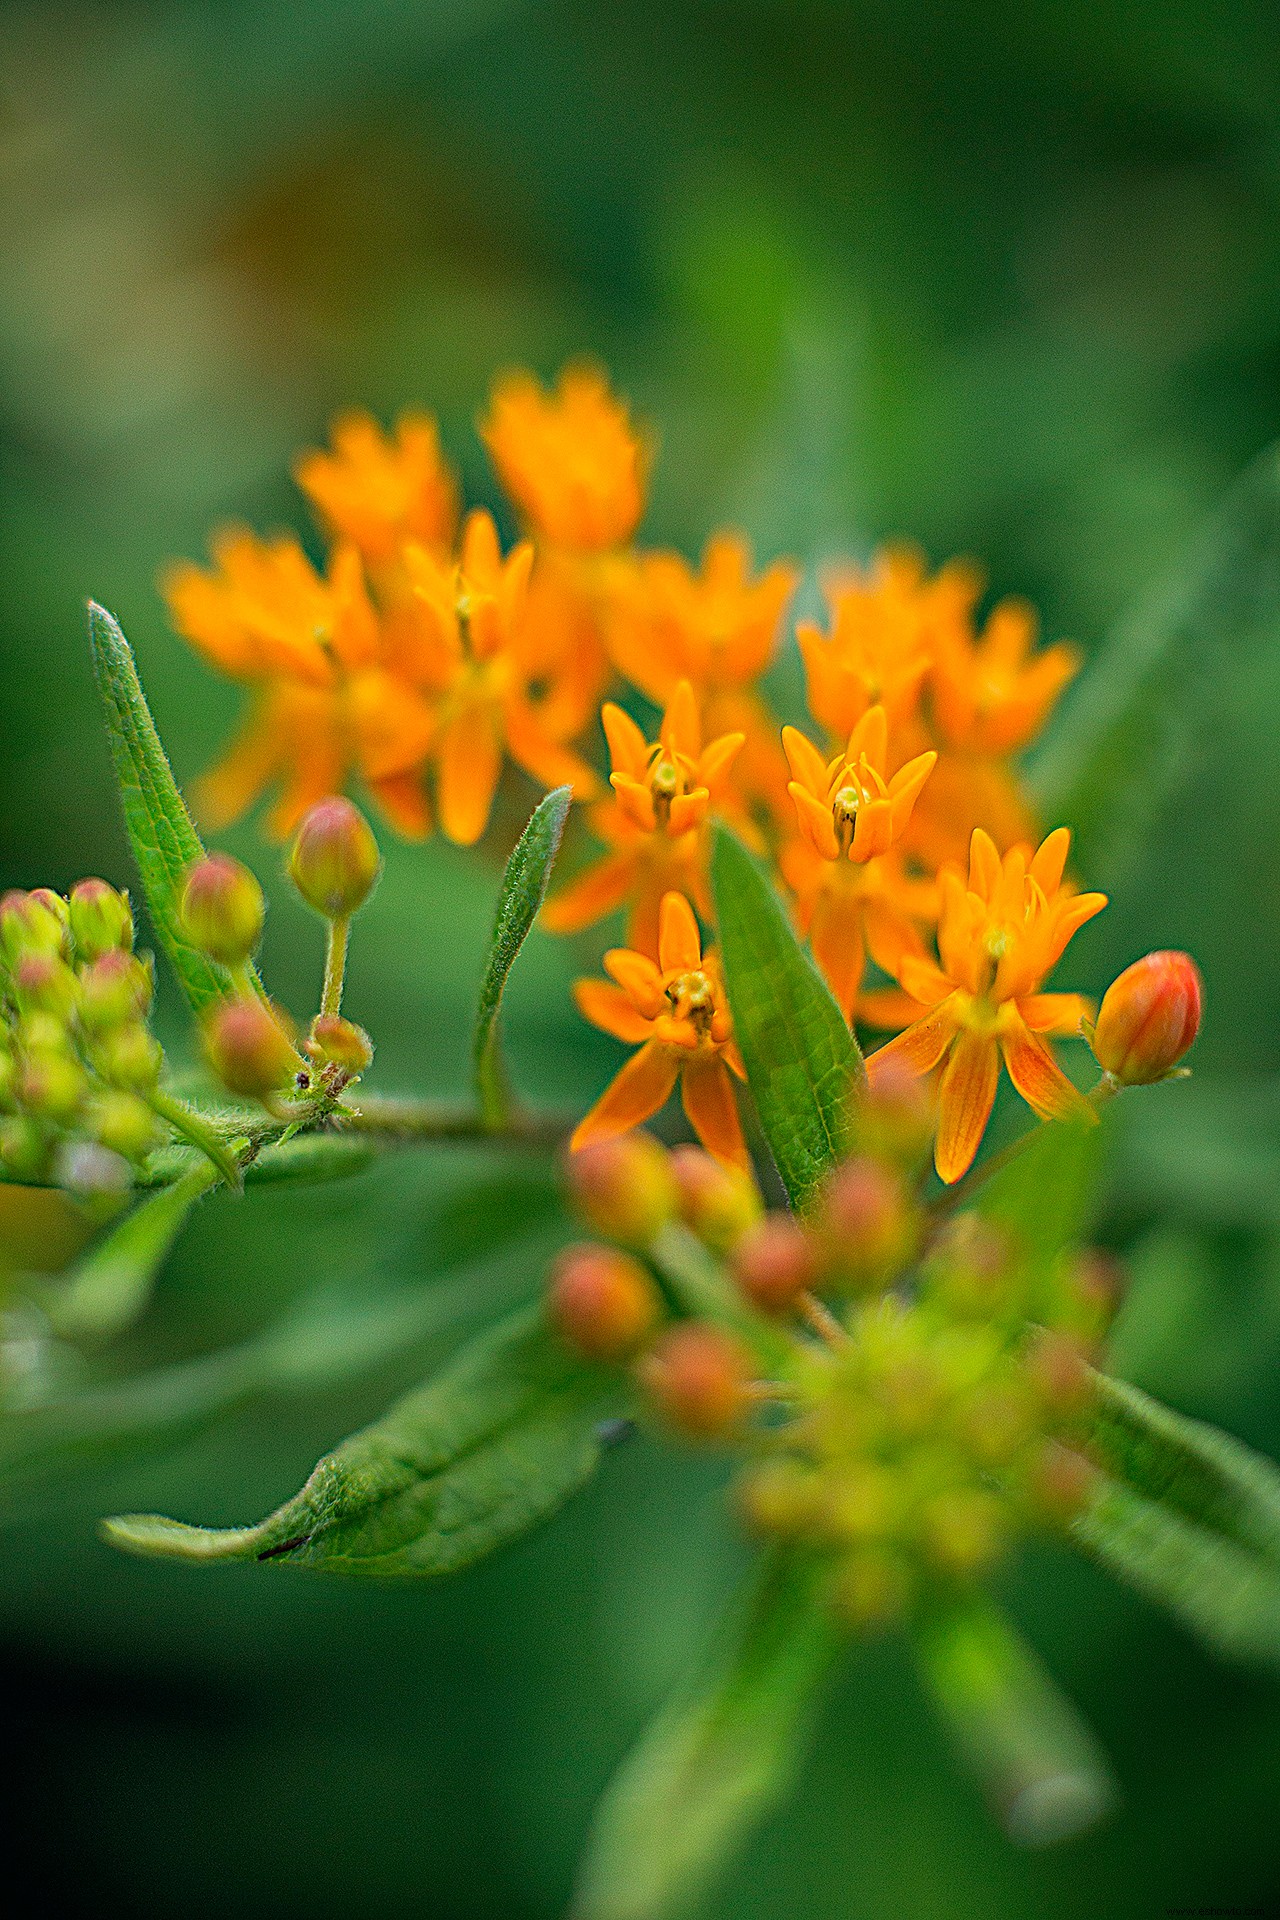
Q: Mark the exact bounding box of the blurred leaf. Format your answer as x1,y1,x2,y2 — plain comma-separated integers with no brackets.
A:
88,602,251,1015
711,826,862,1210
1029,442,1280,883
912,1595,1115,1847
976,1114,1102,1271
44,1159,219,1342
102,1301,618,1576
474,785,572,1128
573,1551,843,1920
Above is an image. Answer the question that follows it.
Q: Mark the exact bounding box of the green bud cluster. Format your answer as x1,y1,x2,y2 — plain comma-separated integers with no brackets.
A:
0,881,165,1189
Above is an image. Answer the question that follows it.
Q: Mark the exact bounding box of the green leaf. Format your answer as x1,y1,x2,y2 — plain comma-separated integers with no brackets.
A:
474,785,572,1128
912,1596,1115,1846
974,1114,1103,1315
573,1552,843,1920
46,1159,220,1341
1028,442,1280,884
101,1301,618,1576
711,826,862,1210
88,601,242,1015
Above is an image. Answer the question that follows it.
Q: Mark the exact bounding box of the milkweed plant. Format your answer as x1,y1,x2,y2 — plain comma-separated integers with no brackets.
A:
4,361,1276,1920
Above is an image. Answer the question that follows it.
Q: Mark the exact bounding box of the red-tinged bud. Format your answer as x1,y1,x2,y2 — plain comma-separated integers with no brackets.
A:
831,1550,912,1629
732,1214,818,1315
1,890,64,960
920,1486,1005,1576
77,950,153,1030
1092,950,1202,1086
68,879,133,960
639,1322,754,1439
855,1058,934,1163
305,1014,374,1076
203,997,297,1099
1023,1440,1099,1525
1024,1328,1093,1415
567,1131,677,1246
288,797,381,919
818,1156,913,1289
1055,1248,1123,1348
93,1021,164,1092
549,1243,661,1360
669,1146,763,1253
13,951,78,1022
180,855,265,966
18,1048,87,1123
88,1090,163,1161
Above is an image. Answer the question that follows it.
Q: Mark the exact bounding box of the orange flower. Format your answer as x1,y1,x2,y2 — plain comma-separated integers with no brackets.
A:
929,596,1080,756
572,892,748,1168
783,706,936,866
481,362,648,551
402,509,598,845
294,410,458,564
543,681,743,955
867,828,1106,1183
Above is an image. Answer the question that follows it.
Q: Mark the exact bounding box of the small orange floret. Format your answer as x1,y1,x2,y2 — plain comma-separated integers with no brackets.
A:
294,409,458,563
608,532,798,704
571,892,748,1169
783,706,936,866
930,597,1080,757
481,362,648,552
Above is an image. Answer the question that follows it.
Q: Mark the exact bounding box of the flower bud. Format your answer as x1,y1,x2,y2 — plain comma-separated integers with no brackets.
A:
732,1214,818,1315
288,797,381,918
180,855,265,966
68,879,133,960
669,1146,763,1253
77,950,153,1031
925,1213,1013,1319
19,1047,87,1122
13,951,79,1023
549,1243,661,1360
0,1114,49,1181
567,1132,677,1246
1,890,65,960
88,1090,163,1161
855,1058,934,1164
203,997,297,1099
818,1156,913,1289
737,1458,820,1536
919,1486,1005,1577
1023,1328,1092,1415
53,1139,133,1204
305,1014,374,1077
1092,950,1202,1085
92,1021,164,1091
1022,1440,1098,1525
639,1322,754,1439
831,1549,912,1629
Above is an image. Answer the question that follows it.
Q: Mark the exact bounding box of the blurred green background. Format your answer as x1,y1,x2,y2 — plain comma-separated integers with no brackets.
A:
4,2,1280,1914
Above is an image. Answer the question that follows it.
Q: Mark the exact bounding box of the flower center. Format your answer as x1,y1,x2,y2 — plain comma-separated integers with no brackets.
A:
666,968,716,1033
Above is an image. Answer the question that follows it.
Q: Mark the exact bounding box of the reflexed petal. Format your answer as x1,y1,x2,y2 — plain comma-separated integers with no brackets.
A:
658,891,703,972
680,1056,749,1168
572,980,656,1044
543,852,637,934
935,1029,1000,1184
571,1043,680,1150
809,883,866,1023
437,702,502,845
504,699,599,798
867,998,962,1084
604,946,665,1015
662,679,701,758
723,1039,747,1080
602,702,650,779
367,770,431,840
1001,1020,1095,1123
856,987,927,1032
1018,991,1093,1035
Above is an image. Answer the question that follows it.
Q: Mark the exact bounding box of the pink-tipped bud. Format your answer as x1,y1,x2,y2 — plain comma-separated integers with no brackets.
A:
1092,950,1202,1085
288,797,381,918
203,997,297,1099
18,1048,87,1123
1,889,66,960
639,1322,754,1439
305,1014,374,1076
68,879,133,960
77,950,153,1030
818,1156,913,1287
13,951,78,1022
567,1131,677,1246
732,1214,818,1315
180,855,265,966
1023,1440,1099,1525
92,1021,163,1091
669,1145,763,1253
549,1243,661,1361
89,1090,163,1162
1024,1328,1093,1415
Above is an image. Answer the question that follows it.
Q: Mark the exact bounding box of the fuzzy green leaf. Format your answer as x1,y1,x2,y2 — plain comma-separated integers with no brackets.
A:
88,601,234,1014
913,1595,1115,1846
711,826,862,1209
573,1552,843,1920
474,785,572,1128
47,1159,219,1341
102,1301,617,1576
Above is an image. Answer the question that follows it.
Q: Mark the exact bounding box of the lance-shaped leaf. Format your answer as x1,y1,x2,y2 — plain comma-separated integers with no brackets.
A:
474,785,572,1128
573,1551,844,1920
913,1595,1115,1847
101,1301,618,1575
46,1159,220,1341
711,826,862,1210
89,601,250,1015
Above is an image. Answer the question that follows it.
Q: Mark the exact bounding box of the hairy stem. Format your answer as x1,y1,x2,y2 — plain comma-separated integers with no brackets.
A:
148,1089,245,1189
320,915,350,1019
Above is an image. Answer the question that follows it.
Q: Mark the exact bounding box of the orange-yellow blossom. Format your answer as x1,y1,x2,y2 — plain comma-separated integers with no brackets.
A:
543,682,743,955
572,892,748,1169
867,828,1106,1183
930,596,1080,756
294,410,458,564
783,707,936,865
481,362,648,551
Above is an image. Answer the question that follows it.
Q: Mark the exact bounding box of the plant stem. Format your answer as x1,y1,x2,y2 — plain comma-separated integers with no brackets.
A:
320,915,350,1018
339,1094,572,1147
148,1089,245,1188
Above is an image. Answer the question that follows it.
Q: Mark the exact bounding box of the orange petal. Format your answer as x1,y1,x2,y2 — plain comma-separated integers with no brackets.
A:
1018,991,1093,1035
789,783,839,861
366,769,431,840
867,998,961,1084
680,1055,749,1169
572,979,657,1044
658,892,703,972
543,852,637,935
603,702,650,779
847,704,887,772
1030,826,1071,894
968,828,1002,897
886,750,937,835
809,883,866,1024
504,699,599,799
611,772,658,833
935,1029,1000,1184
604,947,665,1016
662,679,701,758
571,1042,680,1150
856,987,927,1032
782,725,829,798
697,732,745,794
1001,1020,1095,1124
437,702,502,845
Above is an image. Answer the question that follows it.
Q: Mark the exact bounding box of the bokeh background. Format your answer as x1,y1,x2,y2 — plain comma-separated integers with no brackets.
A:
4,2,1280,1914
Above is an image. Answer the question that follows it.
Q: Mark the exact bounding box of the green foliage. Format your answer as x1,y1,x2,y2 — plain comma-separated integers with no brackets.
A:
711,826,862,1211
474,785,572,1128
46,1159,219,1340
102,1301,619,1576
975,1115,1102,1269
573,1551,844,1920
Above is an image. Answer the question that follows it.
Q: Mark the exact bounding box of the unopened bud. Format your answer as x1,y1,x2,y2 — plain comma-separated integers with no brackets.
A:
925,1213,1013,1318
180,855,265,966
1,890,65,960
831,1549,912,1629
920,1486,1004,1576
549,1243,661,1360
53,1139,132,1203
68,879,133,960
88,1091,163,1161
305,1014,374,1076
0,1114,49,1181
567,1131,677,1246
1023,1440,1099,1525
1024,1328,1093,1415
1092,950,1202,1085
13,951,78,1022
732,1214,818,1315
737,1458,820,1536
818,1156,913,1288
93,1021,164,1091
288,797,381,918
19,1048,87,1122
639,1321,754,1439
856,1058,934,1163
77,950,153,1030
1056,1248,1123,1348
669,1146,763,1253
203,997,297,1099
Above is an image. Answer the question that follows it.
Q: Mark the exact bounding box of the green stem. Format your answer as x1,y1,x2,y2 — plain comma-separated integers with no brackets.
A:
340,1094,572,1147
147,1089,245,1189
321,915,350,1018
933,1075,1118,1217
